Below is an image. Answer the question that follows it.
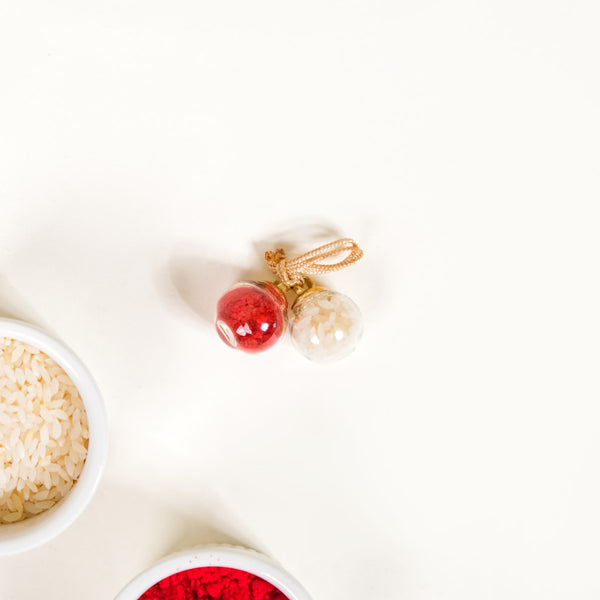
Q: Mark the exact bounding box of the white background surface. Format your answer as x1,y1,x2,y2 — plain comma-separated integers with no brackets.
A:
1,2,599,599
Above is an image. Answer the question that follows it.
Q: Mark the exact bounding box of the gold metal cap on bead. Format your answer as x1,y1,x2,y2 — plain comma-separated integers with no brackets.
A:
273,276,325,304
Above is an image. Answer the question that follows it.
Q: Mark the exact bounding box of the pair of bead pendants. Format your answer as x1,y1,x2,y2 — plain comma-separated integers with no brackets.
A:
214,239,364,362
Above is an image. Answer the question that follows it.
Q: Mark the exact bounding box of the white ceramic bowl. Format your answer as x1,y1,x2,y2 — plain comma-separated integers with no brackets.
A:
116,544,313,600
0,318,108,555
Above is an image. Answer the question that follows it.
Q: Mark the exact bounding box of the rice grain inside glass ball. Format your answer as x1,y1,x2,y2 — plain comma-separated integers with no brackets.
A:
290,290,363,362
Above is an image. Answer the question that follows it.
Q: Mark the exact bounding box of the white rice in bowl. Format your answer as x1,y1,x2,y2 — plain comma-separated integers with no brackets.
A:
0,337,89,524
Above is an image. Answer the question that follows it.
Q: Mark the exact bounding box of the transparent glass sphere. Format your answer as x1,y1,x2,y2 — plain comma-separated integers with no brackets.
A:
290,290,363,362
215,281,288,353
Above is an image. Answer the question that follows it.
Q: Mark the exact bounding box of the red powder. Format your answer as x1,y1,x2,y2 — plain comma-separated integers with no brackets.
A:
138,566,289,600
215,282,287,353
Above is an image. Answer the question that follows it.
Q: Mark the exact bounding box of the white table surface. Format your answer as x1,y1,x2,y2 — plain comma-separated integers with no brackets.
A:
1,2,599,599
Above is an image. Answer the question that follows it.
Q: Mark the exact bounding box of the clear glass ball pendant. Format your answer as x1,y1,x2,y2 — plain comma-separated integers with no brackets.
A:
290,289,363,362
215,281,288,353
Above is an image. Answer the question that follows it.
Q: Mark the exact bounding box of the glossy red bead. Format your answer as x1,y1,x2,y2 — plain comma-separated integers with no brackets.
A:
215,281,287,353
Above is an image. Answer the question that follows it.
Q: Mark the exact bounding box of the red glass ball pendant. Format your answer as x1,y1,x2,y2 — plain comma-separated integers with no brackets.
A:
215,281,288,353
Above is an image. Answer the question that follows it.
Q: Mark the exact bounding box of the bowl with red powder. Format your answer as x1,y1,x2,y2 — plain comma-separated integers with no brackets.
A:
116,544,312,600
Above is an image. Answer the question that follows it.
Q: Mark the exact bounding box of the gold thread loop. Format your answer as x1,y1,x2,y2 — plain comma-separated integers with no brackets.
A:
265,238,363,288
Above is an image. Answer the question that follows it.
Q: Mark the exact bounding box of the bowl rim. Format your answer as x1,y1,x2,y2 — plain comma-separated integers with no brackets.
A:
115,544,313,600
0,317,108,555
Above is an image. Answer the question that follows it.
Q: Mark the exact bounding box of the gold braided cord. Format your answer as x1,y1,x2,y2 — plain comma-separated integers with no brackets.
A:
265,238,363,287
